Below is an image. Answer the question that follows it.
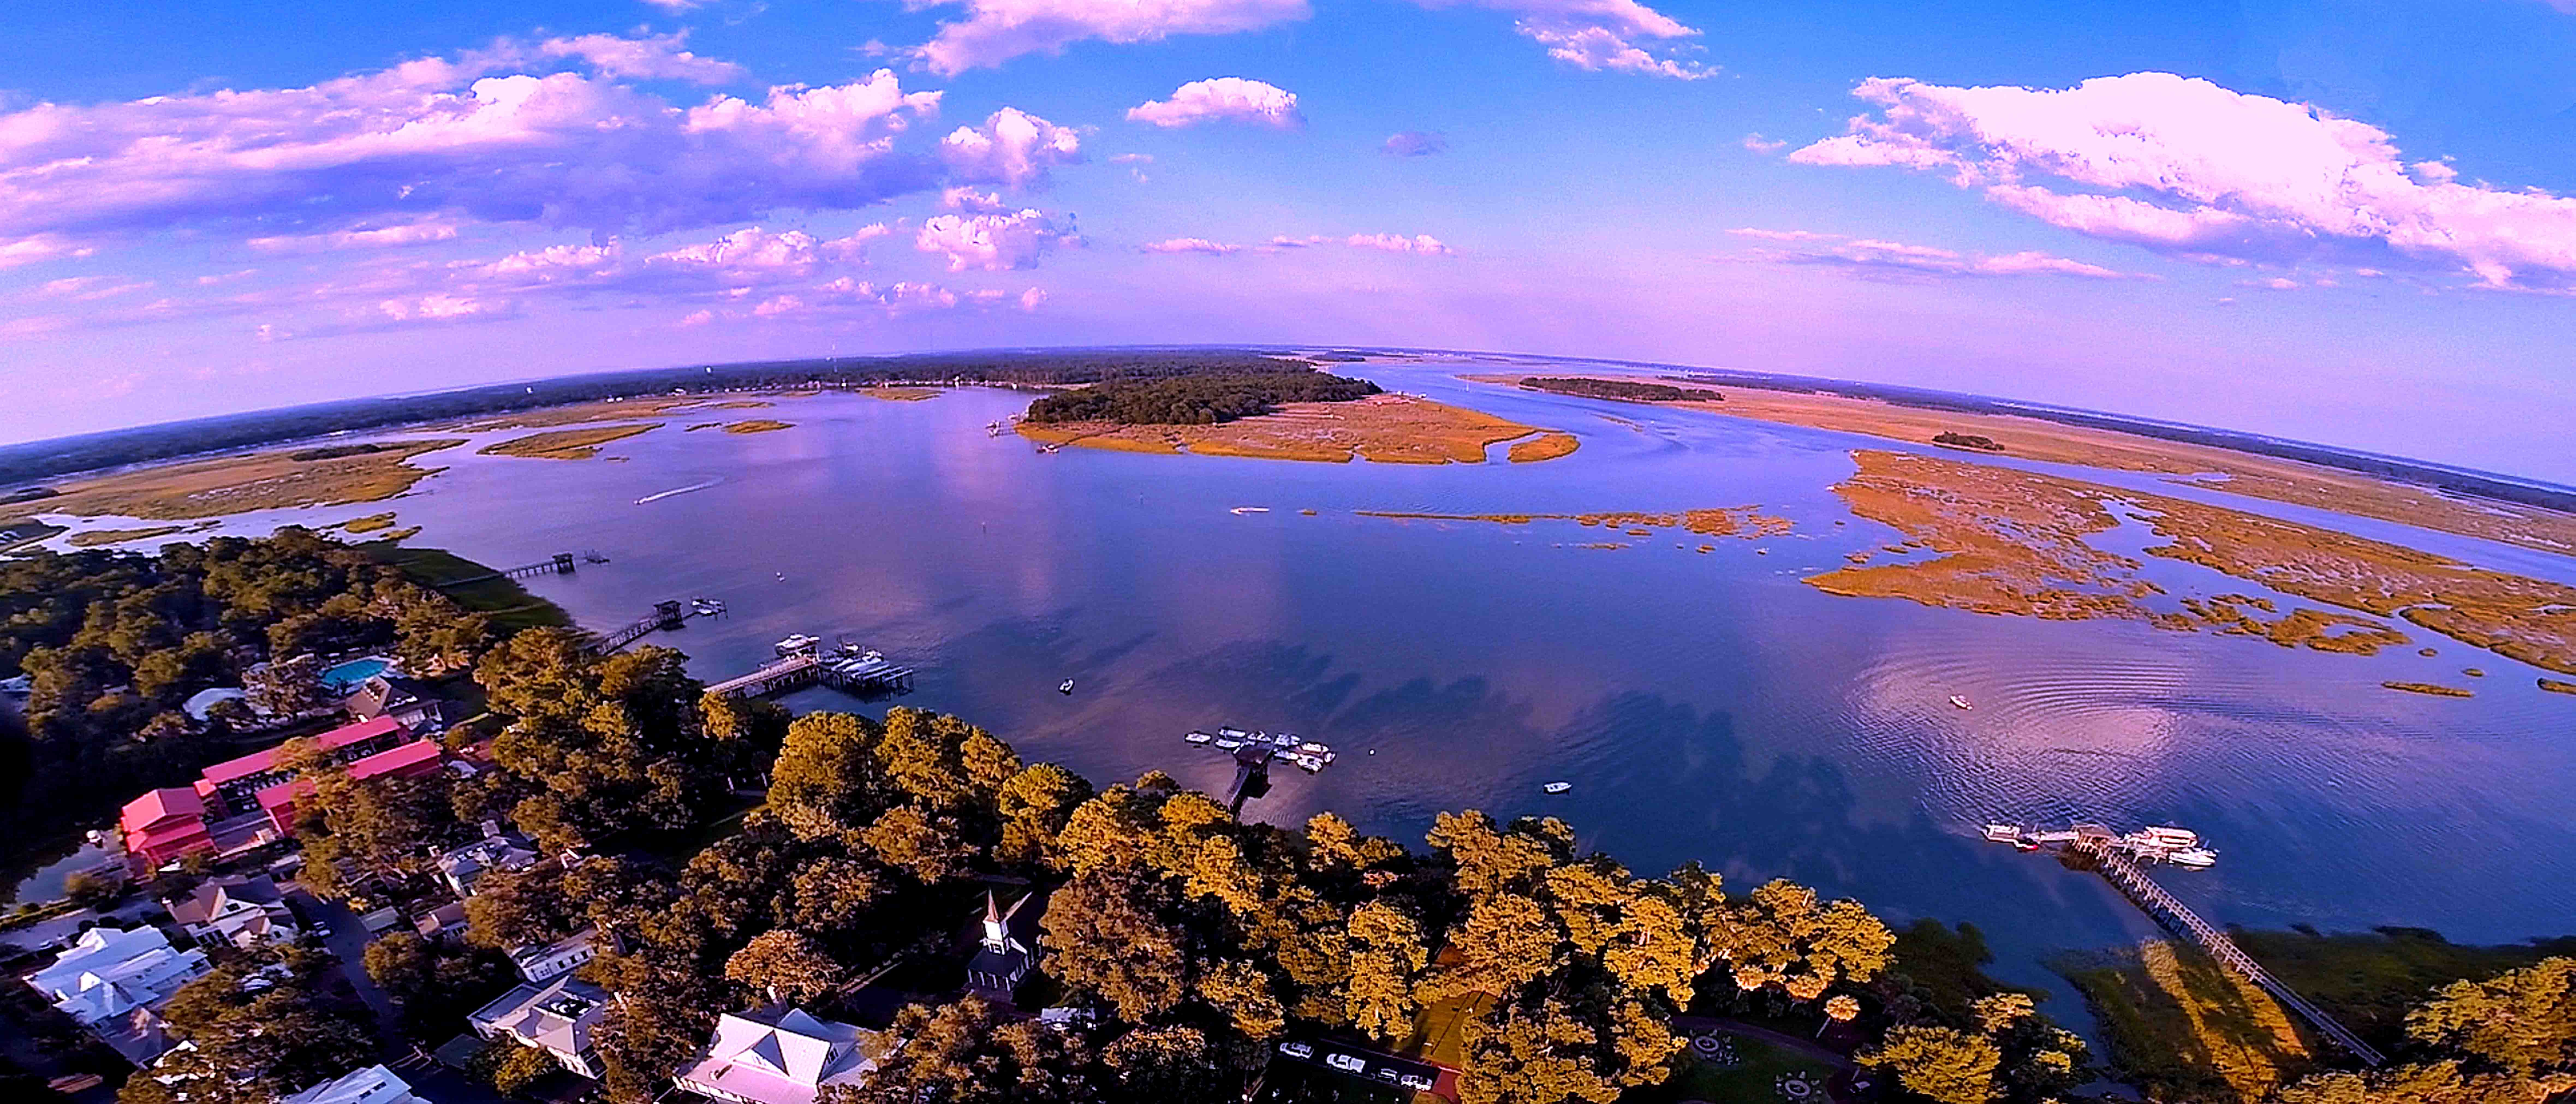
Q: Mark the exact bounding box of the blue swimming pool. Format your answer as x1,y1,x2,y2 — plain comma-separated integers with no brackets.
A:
320,657,391,693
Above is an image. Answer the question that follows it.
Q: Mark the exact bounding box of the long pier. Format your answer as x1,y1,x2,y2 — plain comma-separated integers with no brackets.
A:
706,648,914,700
441,551,609,588
2075,840,2386,1067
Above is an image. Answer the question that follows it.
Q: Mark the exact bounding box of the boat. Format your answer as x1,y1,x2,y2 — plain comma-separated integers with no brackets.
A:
1059,679,1076,695
1981,823,2023,843
1231,506,1271,515
2168,847,2218,869
691,598,725,616
1217,727,1252,740
1542,782,1573,795
774,634,820,657
2139,826,2200,848
1184,731,1215,745
1284,753,1326,772
1211,736,1245,750
1950,695,1973,710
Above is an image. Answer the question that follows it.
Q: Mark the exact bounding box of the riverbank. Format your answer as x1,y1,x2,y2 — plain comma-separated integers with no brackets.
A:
0,438,463,523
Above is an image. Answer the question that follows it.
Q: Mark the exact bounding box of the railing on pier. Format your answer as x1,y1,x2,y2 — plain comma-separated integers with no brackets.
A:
596,600,687,653
2077,842,2386,1067
441,551,610,588
707,651,916,700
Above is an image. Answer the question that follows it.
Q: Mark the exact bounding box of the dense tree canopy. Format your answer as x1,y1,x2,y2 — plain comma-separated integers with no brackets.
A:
1022,370,1381,425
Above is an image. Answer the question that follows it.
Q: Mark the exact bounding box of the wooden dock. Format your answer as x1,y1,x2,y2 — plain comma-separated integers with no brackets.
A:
440,551,608,588
2075,840,2386,1066
706,650,915,700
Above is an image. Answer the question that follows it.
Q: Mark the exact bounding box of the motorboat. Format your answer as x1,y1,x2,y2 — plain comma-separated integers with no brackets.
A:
1950,695,1973,710
774,634,820,657
1231,506,1270,515
2169,847,2218,869
2139,826,2200,848
1542,781,1573,795
1211,736,1245,750
1981,823,2023,843
1059,679,1076,695
1184,731,1215,745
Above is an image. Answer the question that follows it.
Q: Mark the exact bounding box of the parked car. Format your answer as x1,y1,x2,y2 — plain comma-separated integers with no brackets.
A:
1373,1068,1401,1085
1400,1073,1436,1091
1324,1053,1366,1073
1277,1041,1314,1060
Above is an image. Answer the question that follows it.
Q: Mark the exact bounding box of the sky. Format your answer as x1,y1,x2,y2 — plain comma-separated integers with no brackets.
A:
2,0,2574,478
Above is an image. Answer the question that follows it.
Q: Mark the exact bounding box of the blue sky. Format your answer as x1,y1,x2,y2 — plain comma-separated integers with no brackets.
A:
2,0,2572,478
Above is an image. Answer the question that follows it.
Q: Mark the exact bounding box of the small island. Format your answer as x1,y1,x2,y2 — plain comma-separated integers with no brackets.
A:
1018,366,1577,464
1516,376,1723,402
723,419,794,434
478,424,661,459
2382,681,2476,698
1932,431,2006,452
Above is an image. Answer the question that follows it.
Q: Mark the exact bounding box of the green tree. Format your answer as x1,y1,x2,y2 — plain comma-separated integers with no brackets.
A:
2405,957,2576,1076
725,929,846,1005
828,997,1104,1104
62,870,123,910
465,865,579,950
120,946,375,1104
1041,866,1190,1022
1860,1025,2003,1104
1102,1025,1226,1099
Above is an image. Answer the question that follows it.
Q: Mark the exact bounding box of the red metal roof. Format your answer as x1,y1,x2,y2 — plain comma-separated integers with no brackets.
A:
199,717,410,786
255,738,446,814
119,787,205,833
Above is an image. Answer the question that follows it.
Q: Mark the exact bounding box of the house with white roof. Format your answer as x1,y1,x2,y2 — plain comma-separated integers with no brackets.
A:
673,1005,895,1104
470,975,612,1079
280,1064,423,1104
433,827,541,899
509,927,599,984
22,926,209,1063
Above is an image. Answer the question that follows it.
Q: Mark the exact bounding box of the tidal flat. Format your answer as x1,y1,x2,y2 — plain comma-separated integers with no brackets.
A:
478,424,661,459
0,438,462,521
1017,393,1565,464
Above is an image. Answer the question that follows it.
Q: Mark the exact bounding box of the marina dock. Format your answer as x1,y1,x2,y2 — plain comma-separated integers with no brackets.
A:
1181,728,1337,813
707,637,914,700
1985,822,2385,1067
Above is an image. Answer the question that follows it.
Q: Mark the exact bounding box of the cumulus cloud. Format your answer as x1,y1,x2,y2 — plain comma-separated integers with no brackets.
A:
1264,234,1327,249
538,31,743,83
0,45,943,257
1741,133,1786,153
461,225,893,294
1790,71,2576,290
1140,237,1242,254
247,217,463,255
1346,232,1454,254
939,108,1084,189
1127,78,1303,129
1738,232,2142,280
1419,0,1710,78
1382,130,1448,157
915,207,1075,271
908,0,1310,76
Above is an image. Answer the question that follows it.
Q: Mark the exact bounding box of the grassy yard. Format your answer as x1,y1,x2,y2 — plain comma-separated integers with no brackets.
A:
360,543,571,634
1623,1035,1839,1103
2057,940,2313,1103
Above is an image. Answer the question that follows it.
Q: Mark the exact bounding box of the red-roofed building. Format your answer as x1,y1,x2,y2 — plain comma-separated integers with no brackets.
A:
119,788,215,869
254,738,446,836
195,717,412,817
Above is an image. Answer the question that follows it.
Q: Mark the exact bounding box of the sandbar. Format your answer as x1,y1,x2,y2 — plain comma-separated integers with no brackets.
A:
724,420,794,434
1507,432,1581,463
66,525,190,548
480,424,661,460
2382,681,2474,698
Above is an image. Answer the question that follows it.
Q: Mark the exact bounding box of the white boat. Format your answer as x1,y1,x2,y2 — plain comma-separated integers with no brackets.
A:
1184,731,1215,745
1981,823,2023,843
1217,727,1252,740
1212,737,1245,750
1231,506,1270,515
2139,826,2200,847
775,634,820,657
1297,742,1332,756
1542,781,1572,794
1950,695,1973,710
1285,754,1326,772
1059,679,1076,695
2169,847,2218,869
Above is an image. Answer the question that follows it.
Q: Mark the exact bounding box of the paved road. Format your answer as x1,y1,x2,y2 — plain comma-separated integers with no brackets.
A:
294,891,398,1033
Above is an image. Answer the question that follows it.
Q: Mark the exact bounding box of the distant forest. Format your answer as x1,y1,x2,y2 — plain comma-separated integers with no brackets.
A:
1519,377,1721,403
0,349,1309,487
1023,369,1382,425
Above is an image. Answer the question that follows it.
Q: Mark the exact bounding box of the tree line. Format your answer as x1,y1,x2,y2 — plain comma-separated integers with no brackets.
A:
1022,370,1383,425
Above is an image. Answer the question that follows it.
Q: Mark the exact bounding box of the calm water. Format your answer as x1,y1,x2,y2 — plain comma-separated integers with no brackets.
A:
47,360,2576,1002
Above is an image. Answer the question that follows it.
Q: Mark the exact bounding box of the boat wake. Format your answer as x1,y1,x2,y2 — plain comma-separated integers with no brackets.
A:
636,477,722,505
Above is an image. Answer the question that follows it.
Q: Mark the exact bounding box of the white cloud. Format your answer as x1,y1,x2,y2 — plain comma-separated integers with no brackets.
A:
907,0,1311,76
915,208,1075,271
1127,78,1303,129
1140,237,1241,254
1420,0,1709,78
1740,233,2144,280
939,108,1085,189
538,31,743,84
1017,286,1048,311
1109,153,1154,163
1346,232,1454,254
1791,71,2576,290
1741,133,1787,153
247,217,463,255
0,46,942,257
1382,130,1448,157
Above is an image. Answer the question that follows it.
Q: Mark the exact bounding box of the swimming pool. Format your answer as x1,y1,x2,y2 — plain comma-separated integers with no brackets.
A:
320,657,391,693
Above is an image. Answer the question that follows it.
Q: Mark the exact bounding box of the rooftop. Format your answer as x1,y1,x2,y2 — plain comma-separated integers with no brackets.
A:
199,716,409,787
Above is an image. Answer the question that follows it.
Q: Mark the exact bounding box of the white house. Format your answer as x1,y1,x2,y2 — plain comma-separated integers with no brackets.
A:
509,927,599,984
280,1064,423,1104
23,926,209,1063
470,975,612,1079
673,1006,895,1104
432,826,540,899
163,875,299,949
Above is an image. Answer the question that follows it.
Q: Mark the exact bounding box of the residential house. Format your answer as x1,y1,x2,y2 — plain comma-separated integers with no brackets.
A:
23,926,209,1063
413,902,470,942
433,828,541,899
510,928,600,984
164,875,299,949
963,890,1043,1004
673,1006,895,1104
343,674,451,734
119,787,216,870
280,1064,424,1104
470,976,612,1079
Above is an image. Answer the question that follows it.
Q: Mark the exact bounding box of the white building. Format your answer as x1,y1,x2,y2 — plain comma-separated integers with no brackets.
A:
470,975,613,1079
281,1064,423,1104
673,1006,895,1104
433,829,540,899
164,875,299,949
23,926,209,1063
509,927,599,984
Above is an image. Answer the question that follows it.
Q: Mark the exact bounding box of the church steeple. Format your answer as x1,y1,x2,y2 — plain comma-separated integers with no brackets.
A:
981,890,1008,952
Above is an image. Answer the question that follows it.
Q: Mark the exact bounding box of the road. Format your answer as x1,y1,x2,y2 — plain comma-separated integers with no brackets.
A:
293,891,398,1033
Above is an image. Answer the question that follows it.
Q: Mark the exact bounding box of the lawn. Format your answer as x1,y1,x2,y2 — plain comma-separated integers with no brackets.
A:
360,543,571,634
1623,1034,1839,1103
